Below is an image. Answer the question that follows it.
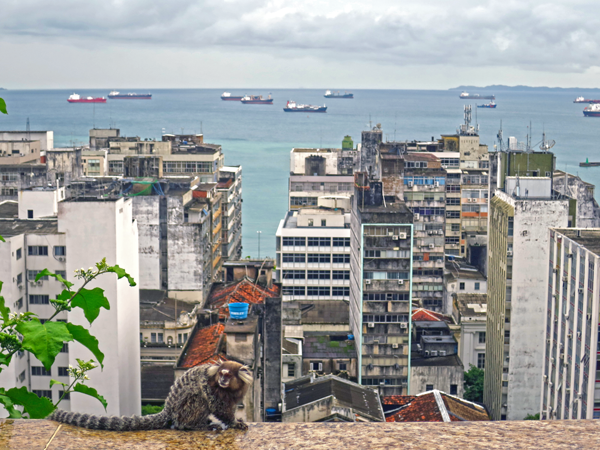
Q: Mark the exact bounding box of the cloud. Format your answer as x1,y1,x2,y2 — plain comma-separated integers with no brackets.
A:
3,0,600,73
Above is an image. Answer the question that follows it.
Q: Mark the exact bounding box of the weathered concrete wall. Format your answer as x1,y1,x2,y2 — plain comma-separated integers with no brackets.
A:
132,197,162,290
410,365,464,397
283,396,334,422
264,296,283,413
507,196,569,420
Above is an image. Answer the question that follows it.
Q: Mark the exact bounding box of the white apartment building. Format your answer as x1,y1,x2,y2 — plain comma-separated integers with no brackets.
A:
541,228,600,420
452,293,487,371
276,197,352,302
0,131,54,150
0,192,141,417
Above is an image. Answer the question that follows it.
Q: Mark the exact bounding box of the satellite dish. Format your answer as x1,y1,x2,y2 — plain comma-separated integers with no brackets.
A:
540,139,555,151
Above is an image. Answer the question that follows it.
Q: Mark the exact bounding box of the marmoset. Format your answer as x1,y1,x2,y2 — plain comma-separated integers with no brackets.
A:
47,360,252,431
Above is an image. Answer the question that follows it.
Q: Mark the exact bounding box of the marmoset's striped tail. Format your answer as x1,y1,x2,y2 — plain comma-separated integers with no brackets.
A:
48,409,170,431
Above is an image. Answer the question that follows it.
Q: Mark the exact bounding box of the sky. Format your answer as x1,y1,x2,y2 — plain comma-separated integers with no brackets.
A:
2,0,600,90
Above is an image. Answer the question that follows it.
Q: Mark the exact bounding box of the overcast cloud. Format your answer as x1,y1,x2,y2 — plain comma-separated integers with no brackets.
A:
2,0,600,88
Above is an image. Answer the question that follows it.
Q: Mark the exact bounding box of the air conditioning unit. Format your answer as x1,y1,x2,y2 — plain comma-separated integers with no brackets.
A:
552,268,558,274
398,280,404,285
560,353,565,360
408,182,414,188
365,280,371,285
430,350,438,356
400,322,408,329
29,281,36,287
578,288,584,294
392,235,399,240
562,276,568,283
399,233,407,239
414,213,420,220
17,283,23,290
567,333,572,339
435,182,440,187
439,350,447,356
37,280,43,286
368,322,375,328
58,257,65,262
428,231,434,235
392,343,399,349
587,314,592,321
428,243,435,249
507,251,513,257
437,230,444,235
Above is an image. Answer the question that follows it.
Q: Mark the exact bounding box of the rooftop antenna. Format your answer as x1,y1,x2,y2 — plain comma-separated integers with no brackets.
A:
496,120,505,152
93,103,96,129
539,129,555,152
369,114,372,130
26,117,30,141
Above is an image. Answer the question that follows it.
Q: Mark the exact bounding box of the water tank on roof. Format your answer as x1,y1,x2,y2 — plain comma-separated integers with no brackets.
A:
229,302,249,320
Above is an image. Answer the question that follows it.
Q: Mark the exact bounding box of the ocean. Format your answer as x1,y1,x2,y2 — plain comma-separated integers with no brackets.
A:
1,88,600,258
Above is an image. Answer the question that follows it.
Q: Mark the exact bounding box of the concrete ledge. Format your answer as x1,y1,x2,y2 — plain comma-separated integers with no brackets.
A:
3,419,600,449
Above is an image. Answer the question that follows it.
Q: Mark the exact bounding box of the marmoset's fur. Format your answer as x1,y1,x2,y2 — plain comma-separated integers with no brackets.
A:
47,361,253,431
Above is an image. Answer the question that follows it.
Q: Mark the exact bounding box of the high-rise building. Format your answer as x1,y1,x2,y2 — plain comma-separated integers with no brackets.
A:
541,228,600,420
484,146,600,420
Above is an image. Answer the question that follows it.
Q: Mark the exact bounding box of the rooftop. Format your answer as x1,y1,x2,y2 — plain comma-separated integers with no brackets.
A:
177,322,225,369
385,390,489,423
284,374,384,422
8,420,600,449
0,219,58,237
139,292,198,324
554,228,600,256
411,354,463,367
453,294,488,318
303,333,356,359
0,201,18,219
412,308,453,323
206,278,280,318
445,260,486,281
298,300,350,325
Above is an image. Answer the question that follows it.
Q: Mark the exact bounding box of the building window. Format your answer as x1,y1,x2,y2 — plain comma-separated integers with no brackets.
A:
59,390,70,401
308,219,314,227
282,237,306,246
332,287,350,297
32,390,52,401
321,219,326,227
282,270,306,280
28,270,49,281
287,363,295,378
477,353,485,369
332,271,350,280
14,297,23,310
459,282,465,290
29,295,50,305
282,253,306,263
310,361,323,372
28,246,48,256
31,366,51,376
282,286,306,296
55,270,67,279
16,248,22,260
450,384,458,395
54,246,66,256
157,333,164,343
16,273,22,285
18,370,26,383
307,287,331,296
332,254,350,264
28,210,33,219
307,270,330,280
479,332,486,344
338,362,347,371
426,384,434,391
308,254,331,263
151,333,157,343
332,238,350,247
451,224,460,232
58,367,69,377
474,282,480,290
60,343,69,353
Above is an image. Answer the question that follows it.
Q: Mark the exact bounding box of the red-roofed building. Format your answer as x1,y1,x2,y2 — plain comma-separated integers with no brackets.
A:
176,322,226,369
384,390,489,423
207,277,280,318
411,308,453,323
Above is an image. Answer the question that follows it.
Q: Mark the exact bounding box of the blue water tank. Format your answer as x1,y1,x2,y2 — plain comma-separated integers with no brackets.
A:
347,334,355,340
265,408,277,416
229,302,249,319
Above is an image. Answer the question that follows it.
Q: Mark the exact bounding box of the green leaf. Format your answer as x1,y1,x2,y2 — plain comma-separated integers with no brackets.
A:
0,295,11,323
16,319,73,370
0,352,13,368
50,379,67,388
0,99,6,115
73,383,107,411
66,323,104,368
0,235,5,242
36,269,74,288
5,387,55,418
0,393,23,418
71,288,110,324
106,265,136,287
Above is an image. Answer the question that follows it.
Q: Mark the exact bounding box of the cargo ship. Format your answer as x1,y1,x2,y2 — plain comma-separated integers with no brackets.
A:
583,104,600,117
108,91,151,99
67,93,106,103
477,101,496,108
240,94,273,104
324,90,353,99
574,96,600,103
283,101,327,113
459,92,495,100
221,92,244,101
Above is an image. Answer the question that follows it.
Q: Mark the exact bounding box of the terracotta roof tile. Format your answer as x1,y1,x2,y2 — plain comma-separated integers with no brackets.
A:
411,308,453,323
178,323,226,368
207,278,280,317
385,391,490,423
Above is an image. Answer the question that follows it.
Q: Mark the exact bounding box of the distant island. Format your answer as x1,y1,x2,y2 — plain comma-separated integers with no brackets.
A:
0,88,5,90
450,85,600,92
